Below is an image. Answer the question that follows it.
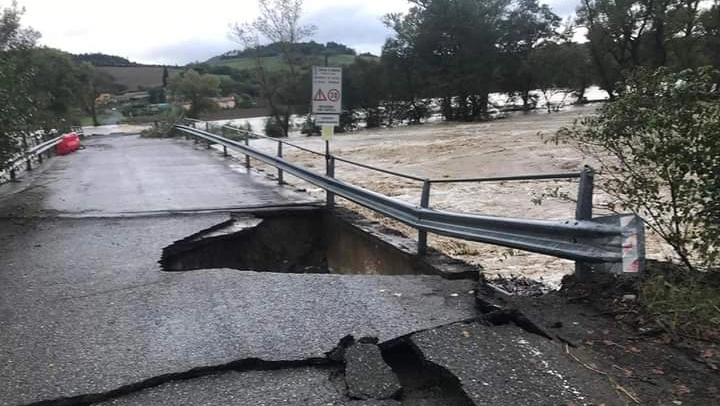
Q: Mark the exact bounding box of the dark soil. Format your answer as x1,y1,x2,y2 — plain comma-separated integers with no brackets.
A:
478,262,720,405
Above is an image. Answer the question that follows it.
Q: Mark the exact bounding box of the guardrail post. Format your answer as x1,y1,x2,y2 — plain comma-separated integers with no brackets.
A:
244,136,251,170
10,168,17,182
326,156,335,208
277,142,284,184
223,145,228,157
23,136,32,171
418,180,431,255
575,167,595,280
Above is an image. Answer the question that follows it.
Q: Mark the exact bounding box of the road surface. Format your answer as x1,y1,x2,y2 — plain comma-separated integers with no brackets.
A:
0,133,621,405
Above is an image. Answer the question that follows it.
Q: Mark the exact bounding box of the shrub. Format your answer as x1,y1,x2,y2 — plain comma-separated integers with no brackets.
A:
264,117,285,138
140,108,185,138
555,67,720,270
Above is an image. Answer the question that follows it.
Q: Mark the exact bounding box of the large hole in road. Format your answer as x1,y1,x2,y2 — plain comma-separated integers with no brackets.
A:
160,206,478,279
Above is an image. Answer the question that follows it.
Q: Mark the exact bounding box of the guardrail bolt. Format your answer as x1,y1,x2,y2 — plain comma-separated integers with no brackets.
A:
417,180,432,255
575,166,595,280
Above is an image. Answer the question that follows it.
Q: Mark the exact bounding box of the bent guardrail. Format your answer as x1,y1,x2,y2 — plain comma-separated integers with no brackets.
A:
175,124,645,276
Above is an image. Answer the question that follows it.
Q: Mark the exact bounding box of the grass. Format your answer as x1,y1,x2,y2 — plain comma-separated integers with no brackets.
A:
640,269,720,339
79,112,116,126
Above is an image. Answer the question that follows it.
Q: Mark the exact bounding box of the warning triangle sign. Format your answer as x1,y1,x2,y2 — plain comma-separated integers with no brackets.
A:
313,89,327,101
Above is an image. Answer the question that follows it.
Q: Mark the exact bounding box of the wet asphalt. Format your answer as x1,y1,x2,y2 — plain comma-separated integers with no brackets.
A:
0,134,620,405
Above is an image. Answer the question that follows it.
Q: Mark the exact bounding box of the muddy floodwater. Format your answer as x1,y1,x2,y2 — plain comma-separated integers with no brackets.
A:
216,105,673,288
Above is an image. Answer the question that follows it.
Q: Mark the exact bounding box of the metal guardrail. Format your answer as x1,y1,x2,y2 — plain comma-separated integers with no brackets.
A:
175,124,645,276
5,134,64,182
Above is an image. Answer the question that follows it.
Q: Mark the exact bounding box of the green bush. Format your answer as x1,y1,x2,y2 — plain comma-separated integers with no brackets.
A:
264,117,285,138
556,67,720,270
140,108,185,138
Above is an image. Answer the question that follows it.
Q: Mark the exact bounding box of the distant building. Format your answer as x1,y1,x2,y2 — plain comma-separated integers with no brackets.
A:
116,91,151,104
95,93,113,105
211,96,236,109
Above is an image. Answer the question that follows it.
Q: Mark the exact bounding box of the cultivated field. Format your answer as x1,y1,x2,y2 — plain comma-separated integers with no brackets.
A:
97,66,183,91
208,54,365,71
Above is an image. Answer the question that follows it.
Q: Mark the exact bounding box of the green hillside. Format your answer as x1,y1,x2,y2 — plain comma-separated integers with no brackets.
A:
208,54,361,72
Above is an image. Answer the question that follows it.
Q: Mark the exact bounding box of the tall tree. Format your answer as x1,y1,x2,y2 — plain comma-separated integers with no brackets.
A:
76,63,119,126
497,0,561,110
25,47,84,133
342,57,386,127
231,0,316,137
0,1,39,168
162,66,169,88
387,0,511,121
529,41,593,110
167,69,220,118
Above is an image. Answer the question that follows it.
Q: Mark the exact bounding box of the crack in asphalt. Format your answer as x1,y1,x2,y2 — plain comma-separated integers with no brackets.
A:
21,304,553,406
23,357,337,406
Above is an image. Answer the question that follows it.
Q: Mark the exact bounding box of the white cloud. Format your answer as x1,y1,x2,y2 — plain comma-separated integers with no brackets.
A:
15,0,580,64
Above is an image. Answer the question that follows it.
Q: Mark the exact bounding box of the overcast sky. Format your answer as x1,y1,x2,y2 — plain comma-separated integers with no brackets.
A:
17,0,578,65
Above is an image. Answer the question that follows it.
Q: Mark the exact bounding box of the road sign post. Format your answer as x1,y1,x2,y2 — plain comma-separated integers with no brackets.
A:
312,66,342,141
313,66,341,209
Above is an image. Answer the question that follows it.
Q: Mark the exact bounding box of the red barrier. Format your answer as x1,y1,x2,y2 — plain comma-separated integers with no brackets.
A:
56,132,80,155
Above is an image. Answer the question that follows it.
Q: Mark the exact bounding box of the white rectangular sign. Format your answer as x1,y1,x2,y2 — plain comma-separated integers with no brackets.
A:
315,114,339,126
312,66,342,114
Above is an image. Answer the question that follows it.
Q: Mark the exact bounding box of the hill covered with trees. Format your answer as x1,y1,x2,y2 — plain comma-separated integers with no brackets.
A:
213,41,357,60
72,53,140,67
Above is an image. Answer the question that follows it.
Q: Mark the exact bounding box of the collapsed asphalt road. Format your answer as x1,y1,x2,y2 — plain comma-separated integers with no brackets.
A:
0,134,623,405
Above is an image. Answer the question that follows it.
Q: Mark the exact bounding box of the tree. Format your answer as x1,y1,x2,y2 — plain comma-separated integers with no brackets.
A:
529,42,593,110
25,47,84,133
556,67,720,270
162,66,169,88
576,0,715,96
167,69,220,118
496,0,561,110
576,0,646,98
344,58,387,127
0,1,39,169
76,63,120,126
231,0,316,137
383,0,562,121
698,1,720,69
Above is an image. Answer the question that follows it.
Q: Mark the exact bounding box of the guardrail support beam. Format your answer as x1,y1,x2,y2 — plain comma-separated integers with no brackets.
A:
326,156,335,208
277,142,284,184
418,180,432,255
575,167,595,280
244,136,251,169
